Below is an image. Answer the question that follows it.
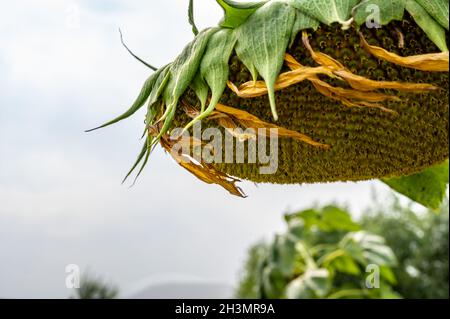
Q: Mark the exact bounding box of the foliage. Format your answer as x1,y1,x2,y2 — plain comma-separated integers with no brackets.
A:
361,196,449,299
383,160,449,210
89,0,448,201
71,274,118,299
236,205,400,299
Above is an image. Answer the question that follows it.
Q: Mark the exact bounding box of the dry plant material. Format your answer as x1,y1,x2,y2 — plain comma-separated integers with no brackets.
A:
182,101,330,149
359,32,449,72
160,132,246,197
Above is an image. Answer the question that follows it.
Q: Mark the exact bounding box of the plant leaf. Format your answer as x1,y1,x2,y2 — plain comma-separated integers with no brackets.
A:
235,1,296,120
145,65,171,126
262,265,286,299
216,0,268,29
122,137,150,184
270,235,297,277
406,0,448,52
119,28,158,71
354,0,406,26
86,69,163,132
340,231,397,267
156,28,217,141
184,28,237,131
285,269,331,299
383,160,449,210
190,72,209,112
188,0,199,35
290,0,358,27
290,9,320,47
415,0,449,30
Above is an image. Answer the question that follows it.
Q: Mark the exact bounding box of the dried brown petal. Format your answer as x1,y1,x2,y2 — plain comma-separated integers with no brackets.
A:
359,32,449,72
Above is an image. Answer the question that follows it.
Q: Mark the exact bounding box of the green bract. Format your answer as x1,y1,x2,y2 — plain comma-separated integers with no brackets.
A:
89,0,449,208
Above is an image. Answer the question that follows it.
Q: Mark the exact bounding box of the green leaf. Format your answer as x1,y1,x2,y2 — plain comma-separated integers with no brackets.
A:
235,1,296,120
340,231,397,267
330,255,361,275
285,269,331,299
262,265,286,299
354,0,406,26
405,0,448,51
122,137,151,184
156,28,217,141
380,266,397,285
86,69,162,132
188,0,199,35
285,209,321,229
415,0,449,30
269,234,297,277
383,160,449,210
184,28,237,131
217,0,268,29
286,206,360,232
145,66,171,128
290,0,358,27
290,9,320,47
190,72,209,112
321,206,361,232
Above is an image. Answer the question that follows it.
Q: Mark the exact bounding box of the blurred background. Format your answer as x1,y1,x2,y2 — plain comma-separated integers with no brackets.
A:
0,0,447,299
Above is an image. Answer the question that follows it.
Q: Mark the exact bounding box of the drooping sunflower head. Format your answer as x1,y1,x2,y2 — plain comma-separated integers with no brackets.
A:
89,0,449,202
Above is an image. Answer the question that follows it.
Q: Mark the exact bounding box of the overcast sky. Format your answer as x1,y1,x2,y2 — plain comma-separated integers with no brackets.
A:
0,0,395,299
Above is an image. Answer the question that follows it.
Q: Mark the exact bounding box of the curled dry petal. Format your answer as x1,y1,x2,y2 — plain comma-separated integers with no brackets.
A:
359,32,449,72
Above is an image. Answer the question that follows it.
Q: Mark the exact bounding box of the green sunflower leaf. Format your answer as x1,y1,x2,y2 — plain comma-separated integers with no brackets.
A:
415,0,449,30
406,0,448,52
184,28,237,131
290,9,320,47
290,0,358,27
145,64,171,126
383,160,449,210
122,136,150,184
188,0,199,35
190,72,209,112
217,0,269,29
157,28,217,140
235,1,296,120
354,0,406,26
86,69,162,132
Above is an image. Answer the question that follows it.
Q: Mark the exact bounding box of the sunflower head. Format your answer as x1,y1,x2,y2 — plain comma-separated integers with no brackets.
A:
88,0,449,205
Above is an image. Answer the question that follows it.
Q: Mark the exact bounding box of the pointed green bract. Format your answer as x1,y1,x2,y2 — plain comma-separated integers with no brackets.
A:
86,69,162,132
406,0,448,51
290,9,320,47
190,72,209,112
290,0,358,27
415,0,449,30
354,0,406,26
122,137,151,184
188,0,199,35
383,160,449,210
145,65,171,126
217,0,269,29
235,1,296,120
184,28,237,131
156,28,217,141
